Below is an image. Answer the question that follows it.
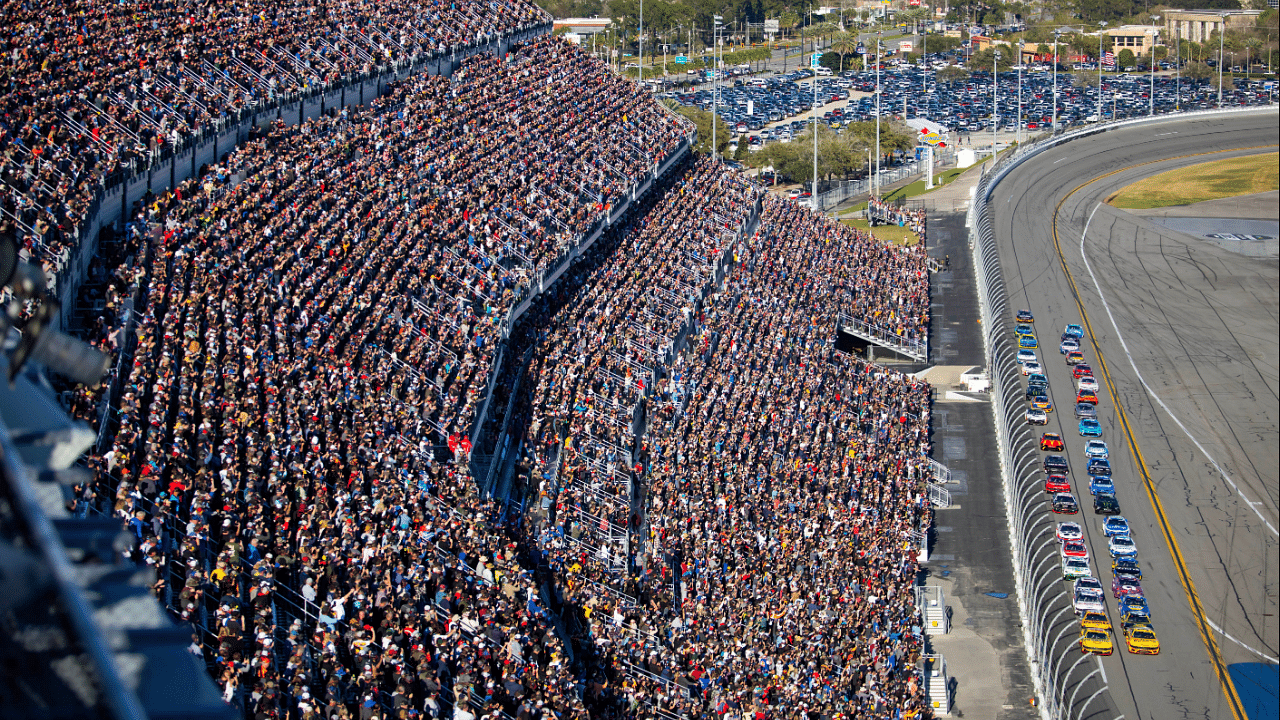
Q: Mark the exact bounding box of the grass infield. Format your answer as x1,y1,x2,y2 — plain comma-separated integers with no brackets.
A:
1107,152,1278,209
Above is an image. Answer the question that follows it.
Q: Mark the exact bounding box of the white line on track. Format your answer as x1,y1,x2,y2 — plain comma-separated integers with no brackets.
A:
1206,617,1279,663
1077,203,1278,536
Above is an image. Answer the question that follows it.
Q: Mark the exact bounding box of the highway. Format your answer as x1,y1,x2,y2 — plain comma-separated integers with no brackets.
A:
989,111,1279,720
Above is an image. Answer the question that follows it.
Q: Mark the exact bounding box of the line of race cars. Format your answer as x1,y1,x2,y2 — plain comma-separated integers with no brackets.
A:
1015,309,1160,656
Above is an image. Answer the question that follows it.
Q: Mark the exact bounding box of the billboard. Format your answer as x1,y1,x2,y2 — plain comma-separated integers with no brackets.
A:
764,19,780,33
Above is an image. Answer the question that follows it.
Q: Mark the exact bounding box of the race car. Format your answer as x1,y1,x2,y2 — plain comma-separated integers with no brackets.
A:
1112,576,1144,600
1089,476,1116,496
1044,455,1070,473
1084,440,1109,459
1121,608,1152,630
1057,521,1083,543
1075,576,1104,595
1027,381,1049,400
1078,376,1099,392
1064,323,1085,338
1061,540,1089,560
1027,408,1049,425
1079,418,1103,437
1077,389,1099,405
1017,309,1035,323
1022,361,1044,376
1073,363,1094,379
1060,337,1081,355
1015,323,1035,337
1124,624,1160,655
1066,351,1085,365
1101,516,1130,537
1062,556,1092,581
1045,474,1072,493
1094,493,1122,515
1041,433,1065,451
1087,458,1112,477
1080,611,1112,633
1019,334,1039,349
1052,493,1080,514
1017,349,1038,365
1112,557,1142,581
1031,395,1054,412
1073,587,1105,615
1080,627,1114,655
1108,534,1138,558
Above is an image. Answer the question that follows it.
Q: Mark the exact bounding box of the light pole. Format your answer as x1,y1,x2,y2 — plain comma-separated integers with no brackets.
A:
1217,13,1226,107
713,16,722,159
992,48,1000,160
1097,22,1108,122
874,31,881,198
1149,17,1159,116
1016,43,1022,144
1175,21,1181,110
812,49,819,210
639,0,644,81
1052,30,1061,131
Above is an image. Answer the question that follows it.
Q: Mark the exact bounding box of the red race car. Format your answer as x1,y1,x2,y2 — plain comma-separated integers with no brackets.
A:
1045,474,1072,493
1061,540,1090,559
1041,432,1065,451
1077,390,1099,405
1073,363,1094,379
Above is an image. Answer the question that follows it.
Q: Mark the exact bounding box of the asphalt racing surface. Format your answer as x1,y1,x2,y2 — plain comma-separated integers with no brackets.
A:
990,110,1279,720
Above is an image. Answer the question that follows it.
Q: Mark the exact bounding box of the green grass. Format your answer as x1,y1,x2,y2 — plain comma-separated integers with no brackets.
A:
1108,152,1278,209
840,217,919,246
842,167,969,212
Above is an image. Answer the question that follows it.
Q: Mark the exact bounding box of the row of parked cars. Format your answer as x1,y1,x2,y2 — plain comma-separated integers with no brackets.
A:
1016,310,1161,656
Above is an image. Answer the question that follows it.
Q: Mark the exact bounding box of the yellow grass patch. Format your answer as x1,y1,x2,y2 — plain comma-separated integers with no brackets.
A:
1108,152,1278,209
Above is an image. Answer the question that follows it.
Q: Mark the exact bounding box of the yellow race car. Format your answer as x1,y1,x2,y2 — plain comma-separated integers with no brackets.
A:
1080,627,1114,655
1124,624,1160,655
1081,611,1111,633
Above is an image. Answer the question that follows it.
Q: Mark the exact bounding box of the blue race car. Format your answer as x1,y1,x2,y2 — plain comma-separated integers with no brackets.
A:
1102,516,1131,537
1019,334,1039,349
1079,418,1103,437
1090,476,1116,495
1120,594,1149,617
1084,440,1109,459
1065,323,1085,338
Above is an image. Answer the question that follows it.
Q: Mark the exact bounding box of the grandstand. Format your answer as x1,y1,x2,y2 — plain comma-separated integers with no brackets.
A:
0,1,939,718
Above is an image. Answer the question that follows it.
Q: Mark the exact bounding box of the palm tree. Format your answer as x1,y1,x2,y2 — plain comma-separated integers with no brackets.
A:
830,32,859,72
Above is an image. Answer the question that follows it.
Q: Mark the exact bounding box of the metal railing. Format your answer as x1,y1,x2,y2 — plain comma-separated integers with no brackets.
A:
839,313,928,362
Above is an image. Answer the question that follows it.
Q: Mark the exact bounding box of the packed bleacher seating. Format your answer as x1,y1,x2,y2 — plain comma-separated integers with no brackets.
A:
44,8,940,717
0,0,549,313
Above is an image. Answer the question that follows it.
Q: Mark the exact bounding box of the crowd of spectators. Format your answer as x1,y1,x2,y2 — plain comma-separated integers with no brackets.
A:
0,0,548,309
63,37,689,720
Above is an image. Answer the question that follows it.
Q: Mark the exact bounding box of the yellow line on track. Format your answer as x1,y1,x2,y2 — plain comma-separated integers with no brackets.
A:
1048,144,1277,720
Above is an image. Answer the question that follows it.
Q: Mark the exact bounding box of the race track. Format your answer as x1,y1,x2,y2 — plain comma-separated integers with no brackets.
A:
989,110,1279,720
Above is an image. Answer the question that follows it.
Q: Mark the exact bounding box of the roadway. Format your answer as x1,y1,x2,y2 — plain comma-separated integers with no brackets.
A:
990,110,1279,720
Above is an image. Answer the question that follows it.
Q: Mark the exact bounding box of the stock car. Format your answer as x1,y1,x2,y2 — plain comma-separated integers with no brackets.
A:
1015,323,1035,337
1077,389,1099,405
1022,361,1043,376
1078,375,1099,392
1121,607,1152,630
1057,521,1083,543
1064,323,1084,338
1079,418,1103,437
1028,373,1049,386
1052,493,1080,514
1063,556,1092,581
1073,363,1094,379
1017,349,1038,365
1101,516,1130,537
1019,334,1039,349
1060,337,1080,355
1031,396,1054,412
1027,408,1049,425
1066,350,1085,365
1081,611,1112,633
1109,535,1138,558
1080,627,1114,655
1061,540,1089,560
1088,458,1112,477
1084,440,1109,459
1094,493,1122,515
1044,455,1070,473
1075,576,1104,595
1017,309,1035,323
1124,624,1160,654
1112,576,1144,599
1027,382,1049,400
1073,588,1105,615
1089,477,1116,496
1041,433,1065,451
1045,474,1072,493
1112,557,1142,581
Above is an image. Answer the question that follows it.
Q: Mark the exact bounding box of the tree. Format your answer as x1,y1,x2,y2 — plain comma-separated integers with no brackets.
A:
1117,48,1135,68
829,32,860,72
1036,43,1051,57
1073,71,1099,88
936,66,970,83
1183,61,1212,80
925,35,962,54
780,10,801,39
667,102,730,156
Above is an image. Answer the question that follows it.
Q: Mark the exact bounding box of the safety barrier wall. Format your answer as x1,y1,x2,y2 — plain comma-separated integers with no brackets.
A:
968,104,1278,720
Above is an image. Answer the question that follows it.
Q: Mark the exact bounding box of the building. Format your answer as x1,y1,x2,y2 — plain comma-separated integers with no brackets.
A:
552,17,611,35
1163,9,1263,44
1102,25,1161,57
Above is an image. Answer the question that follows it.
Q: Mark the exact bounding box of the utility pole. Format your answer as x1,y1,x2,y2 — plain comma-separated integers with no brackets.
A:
1098,22,1108,122
813,50,819,210
1218,13,1226,107
1052,30,1059,132
875,30,881,198
1149,17,1159,116
713,16,721,158
992,48,1000,160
